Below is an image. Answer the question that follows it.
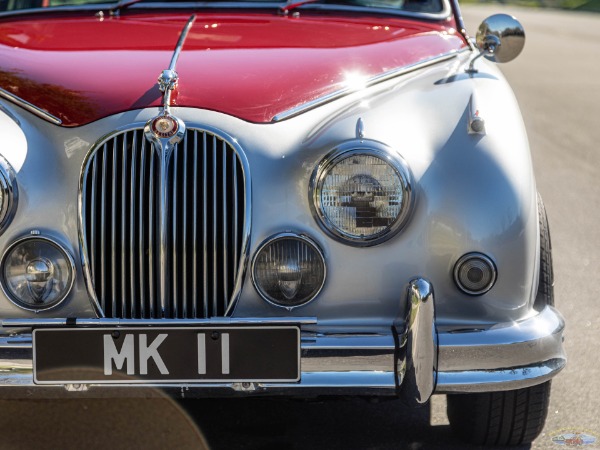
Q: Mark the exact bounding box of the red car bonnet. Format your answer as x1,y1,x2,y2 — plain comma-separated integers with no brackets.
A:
0,10,466,126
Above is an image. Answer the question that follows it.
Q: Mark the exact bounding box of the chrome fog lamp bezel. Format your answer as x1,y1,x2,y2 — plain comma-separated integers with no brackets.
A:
0,154,18,235
453,252,497,296
252,232,326,310
310,141,414,247
0,234,76,311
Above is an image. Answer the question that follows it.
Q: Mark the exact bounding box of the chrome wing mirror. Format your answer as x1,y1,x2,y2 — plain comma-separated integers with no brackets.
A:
467,14,525,73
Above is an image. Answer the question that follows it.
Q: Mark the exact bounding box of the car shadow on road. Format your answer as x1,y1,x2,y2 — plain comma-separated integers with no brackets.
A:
181,397,533,450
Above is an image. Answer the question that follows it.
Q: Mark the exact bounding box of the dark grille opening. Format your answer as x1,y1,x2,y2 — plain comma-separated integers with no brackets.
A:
81,128,247,319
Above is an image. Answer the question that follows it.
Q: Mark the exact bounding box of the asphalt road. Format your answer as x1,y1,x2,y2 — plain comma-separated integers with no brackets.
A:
1,5,599,450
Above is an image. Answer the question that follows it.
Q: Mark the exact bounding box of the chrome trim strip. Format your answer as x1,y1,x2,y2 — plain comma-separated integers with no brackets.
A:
224,129,252,317
437,306,566,372
436,358,565,393
1,317,317,327
0,153,19,235
272,50,466,122
397,278,437,406
89,153,98,308
0,88,62,125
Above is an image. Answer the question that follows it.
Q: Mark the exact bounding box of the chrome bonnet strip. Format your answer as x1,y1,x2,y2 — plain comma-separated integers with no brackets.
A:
272,50,467,122
0,88,62,125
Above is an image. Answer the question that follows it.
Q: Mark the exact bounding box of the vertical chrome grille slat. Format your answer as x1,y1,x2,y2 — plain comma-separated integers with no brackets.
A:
172,142,178,318
192,131,198,319
138,137,147,319
202,132,208,319
212,136,217,317
89,153,97,301
233,151,238,280
222,140,228,311
121,132,128,319
100,144,108,313
149,147,156,318
130,131,138,319
81,126,246,320
111,139,117,318
182,136,188,319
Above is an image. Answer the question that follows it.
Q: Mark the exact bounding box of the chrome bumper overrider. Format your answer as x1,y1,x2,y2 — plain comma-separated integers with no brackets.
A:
0,279,566,400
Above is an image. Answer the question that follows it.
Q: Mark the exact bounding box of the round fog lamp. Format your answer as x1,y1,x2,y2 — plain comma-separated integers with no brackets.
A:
1,236,75,310
454,253,497,295
252,233,326,308
311,144,412,246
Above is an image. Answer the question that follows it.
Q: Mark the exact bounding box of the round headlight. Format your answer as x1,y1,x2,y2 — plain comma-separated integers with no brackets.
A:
311,142,413,246
0,154,18,234
1,235,75,310
453,253,497,295
252,233,326,309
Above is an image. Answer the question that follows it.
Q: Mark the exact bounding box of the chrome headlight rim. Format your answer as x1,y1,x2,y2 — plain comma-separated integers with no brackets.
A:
251,232,327,310
0,154,18,235
0,234,76,311
310,140,414,247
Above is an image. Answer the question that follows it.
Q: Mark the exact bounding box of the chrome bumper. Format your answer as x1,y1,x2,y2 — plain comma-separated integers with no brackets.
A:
0,279,566,400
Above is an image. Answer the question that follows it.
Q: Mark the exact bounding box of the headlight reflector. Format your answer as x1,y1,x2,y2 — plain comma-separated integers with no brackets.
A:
252,233,326,308
1,235,75,310
311,143,413,246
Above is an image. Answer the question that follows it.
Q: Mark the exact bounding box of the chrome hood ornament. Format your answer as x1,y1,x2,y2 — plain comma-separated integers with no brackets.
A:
143,15,196,317
145,14,196,144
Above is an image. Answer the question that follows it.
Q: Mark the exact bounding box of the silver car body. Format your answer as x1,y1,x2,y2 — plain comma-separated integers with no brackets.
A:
0,21,565,400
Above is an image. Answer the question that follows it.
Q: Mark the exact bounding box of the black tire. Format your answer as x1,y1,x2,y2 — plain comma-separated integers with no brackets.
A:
447,381,552,446
446,194,554,446
534,194,554,310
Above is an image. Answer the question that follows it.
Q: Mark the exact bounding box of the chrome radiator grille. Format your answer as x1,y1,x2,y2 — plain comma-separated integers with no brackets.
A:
80,127,248,319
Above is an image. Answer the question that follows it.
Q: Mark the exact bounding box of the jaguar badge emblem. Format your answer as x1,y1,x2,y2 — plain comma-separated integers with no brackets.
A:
151,114,179,139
